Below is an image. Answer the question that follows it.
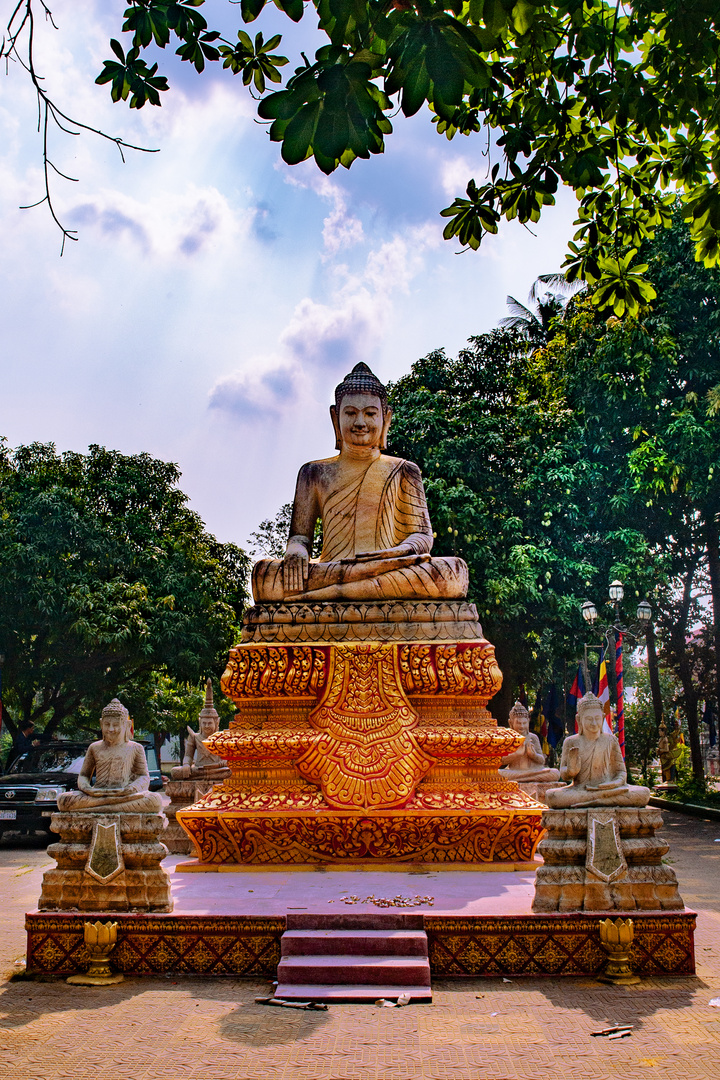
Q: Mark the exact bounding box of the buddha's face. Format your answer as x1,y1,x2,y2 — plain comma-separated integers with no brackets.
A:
509,713,529,736
199,716,218,739
335,393,387,448
102,716,125,746
579,705,603,740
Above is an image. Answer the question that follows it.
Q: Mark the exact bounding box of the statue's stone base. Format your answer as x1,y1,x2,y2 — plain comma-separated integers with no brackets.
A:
165,780,221,854
242,600,483,643
39,812,172,912
176,635,545,866
532,807,684,912
517,780,566,805
177,798,544,865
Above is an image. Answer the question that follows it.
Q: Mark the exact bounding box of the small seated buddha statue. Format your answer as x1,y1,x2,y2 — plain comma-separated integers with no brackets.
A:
499,701,561,782
58,699,162,814
546,692,650,808
252,362,468,604
170,680,230,781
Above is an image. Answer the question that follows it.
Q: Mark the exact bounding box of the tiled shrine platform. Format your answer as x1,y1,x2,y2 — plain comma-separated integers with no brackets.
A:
25,858,696,979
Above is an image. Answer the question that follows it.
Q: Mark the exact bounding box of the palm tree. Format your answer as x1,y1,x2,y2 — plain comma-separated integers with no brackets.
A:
500,274,585,345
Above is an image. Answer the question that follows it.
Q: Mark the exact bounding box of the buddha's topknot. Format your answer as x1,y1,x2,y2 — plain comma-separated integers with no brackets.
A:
334,362,388,413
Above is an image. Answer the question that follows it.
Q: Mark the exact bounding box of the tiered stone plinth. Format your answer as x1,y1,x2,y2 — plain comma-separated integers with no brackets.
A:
177,610,545,867
165,780,219,854
517,780,565,805
532,807,684,912
39,812,172,912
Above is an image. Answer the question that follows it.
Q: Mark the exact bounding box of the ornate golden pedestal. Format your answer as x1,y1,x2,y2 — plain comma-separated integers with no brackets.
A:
177,637,544,866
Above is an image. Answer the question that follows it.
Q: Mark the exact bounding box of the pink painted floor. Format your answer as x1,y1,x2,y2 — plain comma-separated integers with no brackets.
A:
164,856,538,917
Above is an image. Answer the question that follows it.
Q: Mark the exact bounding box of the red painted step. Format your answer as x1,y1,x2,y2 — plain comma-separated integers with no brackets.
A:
273,983,432,1003
281,929,428,957
275,922,433,1003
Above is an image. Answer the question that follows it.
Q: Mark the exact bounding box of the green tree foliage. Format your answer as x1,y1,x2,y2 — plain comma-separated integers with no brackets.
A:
248,502,293,560
545,214,720,779
0,441,249,741
624,661,677,785
386,329,658,718
92,1,720,315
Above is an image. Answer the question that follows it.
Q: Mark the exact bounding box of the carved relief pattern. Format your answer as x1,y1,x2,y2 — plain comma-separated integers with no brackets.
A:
298,643,432,809
221,645,326,704
197,811,542,864
398,642,503,700
181,784,540,814
413,726,521,761
208,729,315,765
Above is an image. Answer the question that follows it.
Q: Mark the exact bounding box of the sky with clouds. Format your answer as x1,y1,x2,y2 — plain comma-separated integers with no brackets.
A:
1,0,578,550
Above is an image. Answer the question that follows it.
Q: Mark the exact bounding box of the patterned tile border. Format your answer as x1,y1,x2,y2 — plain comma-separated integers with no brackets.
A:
425,910,697,977
26,908,696,978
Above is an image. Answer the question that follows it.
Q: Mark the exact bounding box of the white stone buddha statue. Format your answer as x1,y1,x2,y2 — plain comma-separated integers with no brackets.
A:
252,363,468,603
58,699,162,814
499,701,561,782
170,679,230,781
546,692,650,808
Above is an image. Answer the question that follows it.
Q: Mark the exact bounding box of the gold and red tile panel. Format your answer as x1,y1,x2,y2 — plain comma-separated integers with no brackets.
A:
26,909,696,978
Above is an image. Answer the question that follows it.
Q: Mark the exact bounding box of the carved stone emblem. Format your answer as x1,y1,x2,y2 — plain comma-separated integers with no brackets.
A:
85,820,124,884
586,812,627,883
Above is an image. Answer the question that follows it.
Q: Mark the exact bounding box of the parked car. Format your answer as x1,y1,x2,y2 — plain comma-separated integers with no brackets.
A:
0,741,163,838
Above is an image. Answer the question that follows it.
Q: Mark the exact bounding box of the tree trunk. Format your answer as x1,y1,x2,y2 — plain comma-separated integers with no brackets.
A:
671,557,705,784
646,624,664,731
706,513,720,726
678,657,704,782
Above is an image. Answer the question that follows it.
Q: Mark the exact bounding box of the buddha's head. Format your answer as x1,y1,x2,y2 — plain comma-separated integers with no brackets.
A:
101,699,131,746
576,692,605,741
198,678,220,739
508,700,530,736
331,362,392,451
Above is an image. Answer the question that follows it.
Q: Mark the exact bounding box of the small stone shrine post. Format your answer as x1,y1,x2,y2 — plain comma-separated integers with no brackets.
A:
533,692,684,912
39,700,172,912
164,680,230,854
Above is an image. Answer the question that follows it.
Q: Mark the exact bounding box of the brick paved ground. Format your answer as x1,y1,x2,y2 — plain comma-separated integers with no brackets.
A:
1,811,720,1080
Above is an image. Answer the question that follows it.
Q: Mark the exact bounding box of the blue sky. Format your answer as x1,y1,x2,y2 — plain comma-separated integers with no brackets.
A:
0,0,577,548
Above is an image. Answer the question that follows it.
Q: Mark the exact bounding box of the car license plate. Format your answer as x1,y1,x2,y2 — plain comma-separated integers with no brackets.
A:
41,811,53,817
0,810,17,820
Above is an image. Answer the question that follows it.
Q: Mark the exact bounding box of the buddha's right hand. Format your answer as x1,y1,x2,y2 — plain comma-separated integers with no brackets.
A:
283,539,309,594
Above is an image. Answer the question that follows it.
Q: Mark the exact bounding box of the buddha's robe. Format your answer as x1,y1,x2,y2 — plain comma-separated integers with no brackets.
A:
499,732,561,782
546,731,649,808
58,740,162,813
252,453,468,602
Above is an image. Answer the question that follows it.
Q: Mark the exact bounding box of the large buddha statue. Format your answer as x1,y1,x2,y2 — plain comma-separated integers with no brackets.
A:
252,363,469,603
57,699,162,814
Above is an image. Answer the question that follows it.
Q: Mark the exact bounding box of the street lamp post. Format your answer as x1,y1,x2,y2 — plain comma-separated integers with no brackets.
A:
580,581,653,758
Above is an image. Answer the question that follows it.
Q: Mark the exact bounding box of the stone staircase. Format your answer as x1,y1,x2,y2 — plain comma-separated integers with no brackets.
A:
275,913,433,1003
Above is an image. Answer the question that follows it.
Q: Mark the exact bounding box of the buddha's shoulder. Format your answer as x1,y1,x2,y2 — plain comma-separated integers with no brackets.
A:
380,454,421,475
297,455,341,479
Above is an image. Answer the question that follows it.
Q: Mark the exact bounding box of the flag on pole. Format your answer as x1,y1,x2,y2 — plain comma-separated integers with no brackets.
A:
568,664,586,733
596,648,614,737
615,631,625,758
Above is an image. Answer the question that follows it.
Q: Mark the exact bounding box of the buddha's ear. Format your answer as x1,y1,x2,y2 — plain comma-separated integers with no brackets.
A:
380,407,393,450
330,405,342,450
